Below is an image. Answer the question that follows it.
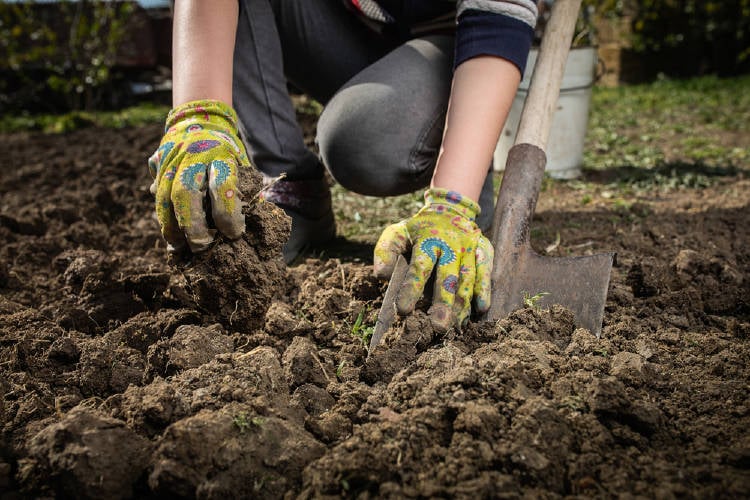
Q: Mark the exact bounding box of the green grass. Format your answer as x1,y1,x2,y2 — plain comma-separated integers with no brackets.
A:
0,103,169,133
585,74,750,171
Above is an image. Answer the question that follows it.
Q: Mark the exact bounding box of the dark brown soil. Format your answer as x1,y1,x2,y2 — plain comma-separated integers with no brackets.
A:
1,125,749,499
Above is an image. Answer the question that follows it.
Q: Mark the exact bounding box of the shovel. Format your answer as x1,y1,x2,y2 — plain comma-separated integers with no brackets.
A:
370,0,613,353
486,0,614,336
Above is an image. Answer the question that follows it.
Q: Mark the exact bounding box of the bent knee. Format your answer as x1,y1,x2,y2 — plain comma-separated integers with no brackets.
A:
317,86,435,196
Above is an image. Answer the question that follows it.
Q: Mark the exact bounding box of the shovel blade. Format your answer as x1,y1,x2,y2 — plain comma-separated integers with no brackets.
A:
487,248,614,337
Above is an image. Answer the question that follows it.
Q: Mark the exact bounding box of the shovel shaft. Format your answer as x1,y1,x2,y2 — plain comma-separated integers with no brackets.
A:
489,143,546,254
516,0,583,149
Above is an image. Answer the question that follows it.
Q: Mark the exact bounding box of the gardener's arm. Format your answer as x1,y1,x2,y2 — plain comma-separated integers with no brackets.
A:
431,56,521,202
172,0,237,106
148,1,250,253
433,0,538,201
374,0,537,332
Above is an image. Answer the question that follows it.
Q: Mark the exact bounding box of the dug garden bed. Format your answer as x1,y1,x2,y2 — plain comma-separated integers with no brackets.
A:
1,123,749,498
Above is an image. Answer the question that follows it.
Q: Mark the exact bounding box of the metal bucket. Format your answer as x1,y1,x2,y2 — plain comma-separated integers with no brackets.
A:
494,46,598,179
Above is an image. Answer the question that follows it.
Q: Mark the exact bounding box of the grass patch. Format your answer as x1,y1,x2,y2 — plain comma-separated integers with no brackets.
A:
585,74,750,172
331,188,422,243
0,103,169,133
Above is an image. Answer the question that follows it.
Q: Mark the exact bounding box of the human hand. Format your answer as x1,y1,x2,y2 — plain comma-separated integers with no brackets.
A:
373,188,493,332
148,100,249,252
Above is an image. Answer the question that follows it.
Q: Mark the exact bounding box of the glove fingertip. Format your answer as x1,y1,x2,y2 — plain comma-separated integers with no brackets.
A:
212,204,245,241
373,256,398,279
185,229,217,253
395,275,422,316
427,303,453,333
473,237,493,314
373,222,410,278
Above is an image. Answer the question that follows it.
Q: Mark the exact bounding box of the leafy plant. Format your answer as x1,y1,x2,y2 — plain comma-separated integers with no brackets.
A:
0,0,136,111
630,0,750,75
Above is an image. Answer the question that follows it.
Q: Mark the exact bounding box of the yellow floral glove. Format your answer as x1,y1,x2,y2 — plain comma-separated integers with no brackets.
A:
374,188,493,332
148,100,249,252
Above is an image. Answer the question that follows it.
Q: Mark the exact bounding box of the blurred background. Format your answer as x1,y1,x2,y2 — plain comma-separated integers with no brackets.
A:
1,0,749,115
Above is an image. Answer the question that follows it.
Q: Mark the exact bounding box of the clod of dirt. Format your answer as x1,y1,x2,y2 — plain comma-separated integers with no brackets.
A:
146,323,233,377
609,351,657,387
292,384,336,418
305,410,352,444
18,407,151,500
178,168,290,333
148,403,325,499
78,337,146,396
283,336,331,389
496,304,577,348
361,312,436,385
112,346,294,438
109,308,202,354
264,301,314,338
58,249,110,291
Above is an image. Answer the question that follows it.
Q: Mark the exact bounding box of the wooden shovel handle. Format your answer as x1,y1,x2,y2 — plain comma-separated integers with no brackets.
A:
516,0,583,150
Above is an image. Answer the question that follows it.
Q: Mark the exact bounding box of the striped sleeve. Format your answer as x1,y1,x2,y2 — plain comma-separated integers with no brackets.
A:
454,0,538,73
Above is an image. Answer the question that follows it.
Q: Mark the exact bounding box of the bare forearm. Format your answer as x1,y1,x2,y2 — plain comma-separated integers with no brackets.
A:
172,0,238,107
431,56,521,202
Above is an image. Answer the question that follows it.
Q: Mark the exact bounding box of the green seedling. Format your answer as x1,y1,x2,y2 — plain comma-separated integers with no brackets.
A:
336,360,346,379
232,412,265,434
523,291,550,311
351,306,374,347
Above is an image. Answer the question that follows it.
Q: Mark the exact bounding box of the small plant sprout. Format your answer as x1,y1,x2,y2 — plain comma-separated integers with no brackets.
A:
232,412,265,434
523,291,550,311
351,306,374,347
233,412,251,433
336,360,346,379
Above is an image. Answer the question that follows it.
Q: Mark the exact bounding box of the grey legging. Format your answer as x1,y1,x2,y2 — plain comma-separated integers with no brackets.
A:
232,0,495,228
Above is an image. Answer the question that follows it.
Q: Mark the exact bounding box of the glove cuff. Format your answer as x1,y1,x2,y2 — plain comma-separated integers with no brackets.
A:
424,188,481,222
165,99,241,135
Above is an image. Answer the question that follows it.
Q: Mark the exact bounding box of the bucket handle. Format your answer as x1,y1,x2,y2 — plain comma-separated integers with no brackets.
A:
559,54,606,92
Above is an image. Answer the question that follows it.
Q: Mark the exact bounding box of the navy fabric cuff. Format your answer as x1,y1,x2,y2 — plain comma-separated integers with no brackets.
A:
454,9,535,74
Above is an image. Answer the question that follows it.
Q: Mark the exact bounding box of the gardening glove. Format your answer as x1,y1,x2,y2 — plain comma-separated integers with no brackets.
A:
148,99,249,252
373,188,493,332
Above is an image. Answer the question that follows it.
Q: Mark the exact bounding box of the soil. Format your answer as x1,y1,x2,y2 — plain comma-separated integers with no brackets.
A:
1,124,749,499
